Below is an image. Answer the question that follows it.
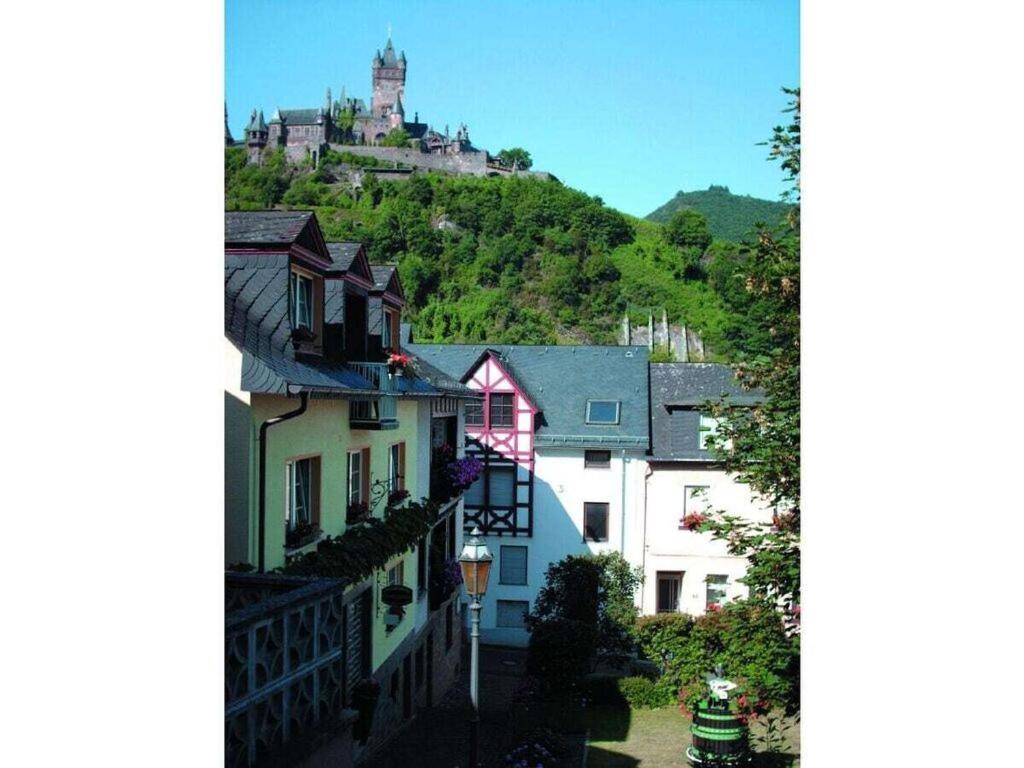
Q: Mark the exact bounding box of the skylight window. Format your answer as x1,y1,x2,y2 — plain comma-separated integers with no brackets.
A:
585,400,620,425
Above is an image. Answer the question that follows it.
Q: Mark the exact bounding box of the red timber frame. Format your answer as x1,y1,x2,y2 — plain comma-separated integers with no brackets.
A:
462,351,537,536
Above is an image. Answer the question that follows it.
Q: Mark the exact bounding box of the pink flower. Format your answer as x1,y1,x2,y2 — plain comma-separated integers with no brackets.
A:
681,513,706,531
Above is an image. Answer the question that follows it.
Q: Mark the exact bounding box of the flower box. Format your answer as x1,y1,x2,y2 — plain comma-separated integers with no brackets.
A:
285,521,321,550
347,501,370,525
381,584,413,607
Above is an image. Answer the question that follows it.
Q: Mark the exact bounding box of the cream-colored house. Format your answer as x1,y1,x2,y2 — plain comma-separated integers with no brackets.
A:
640,363,773,616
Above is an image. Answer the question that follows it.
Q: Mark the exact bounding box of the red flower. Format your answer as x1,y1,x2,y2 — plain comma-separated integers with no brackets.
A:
706,602,721,613
737,695,749,710
681,513,706,531
387,352,412,366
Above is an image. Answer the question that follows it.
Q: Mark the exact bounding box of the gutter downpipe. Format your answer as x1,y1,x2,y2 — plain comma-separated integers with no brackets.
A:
257,386,309,572
639,462,654,610
620,449,628,557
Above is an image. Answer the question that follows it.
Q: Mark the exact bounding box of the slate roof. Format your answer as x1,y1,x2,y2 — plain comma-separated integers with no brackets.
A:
649,363,762,461
406,343,651,448
271,108,324,125
326,242,362,272
226,211,313,245
225,214,470,399
370,265,396,292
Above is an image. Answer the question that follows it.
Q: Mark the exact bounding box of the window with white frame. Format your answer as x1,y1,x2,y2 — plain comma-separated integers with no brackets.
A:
382,307,396,350
388,443,405,494
656,571,683,613
683,485,710,517
499,545,528,585
706,574,728,609
586,400,620,425
387,559,405,586
495,600,529,629
348,450,364,505
290,271,313,330
699,414,719,450
286,456,320,530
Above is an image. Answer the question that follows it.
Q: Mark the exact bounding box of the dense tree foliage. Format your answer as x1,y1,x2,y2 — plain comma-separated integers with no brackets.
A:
225,148,768,356
497,147,533,170
703,88,801,628
379,128,412,147
646,184,793,243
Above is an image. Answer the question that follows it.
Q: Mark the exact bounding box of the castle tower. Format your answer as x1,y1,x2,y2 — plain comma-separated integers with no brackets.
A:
372,34,406,119
389,92,404,129
245,109,268,165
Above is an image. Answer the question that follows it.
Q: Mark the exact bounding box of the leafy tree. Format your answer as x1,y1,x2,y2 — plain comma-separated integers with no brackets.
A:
702,88,801,625
497,147,533,170
665,208,712,252
379,128,412,147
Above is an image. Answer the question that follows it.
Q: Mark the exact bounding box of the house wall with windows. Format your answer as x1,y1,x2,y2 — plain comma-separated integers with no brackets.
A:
477,445,648,647
641,463,772,616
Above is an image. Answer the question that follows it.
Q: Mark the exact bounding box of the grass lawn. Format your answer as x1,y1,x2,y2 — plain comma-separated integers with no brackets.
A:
585,706,800,768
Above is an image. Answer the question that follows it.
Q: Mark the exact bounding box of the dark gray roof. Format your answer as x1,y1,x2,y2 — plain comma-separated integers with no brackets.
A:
649,363,762,461
226,211,313,245
225,252,468,398
382,38,399,67
406,343,650,448
326,242,362,272
272,108,324,125
370,265,396,291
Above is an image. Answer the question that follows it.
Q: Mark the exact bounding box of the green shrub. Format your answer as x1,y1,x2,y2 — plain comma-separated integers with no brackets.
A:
617,676,673,709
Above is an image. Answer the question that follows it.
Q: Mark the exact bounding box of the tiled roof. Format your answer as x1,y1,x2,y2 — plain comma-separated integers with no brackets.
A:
407,343,650,448
649,363,762,461
225,211,313,245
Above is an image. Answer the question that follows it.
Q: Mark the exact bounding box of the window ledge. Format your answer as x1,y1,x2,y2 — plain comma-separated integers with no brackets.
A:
284,532,325,555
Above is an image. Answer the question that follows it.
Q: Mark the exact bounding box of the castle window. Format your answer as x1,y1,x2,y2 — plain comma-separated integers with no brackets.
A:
585,400,620,425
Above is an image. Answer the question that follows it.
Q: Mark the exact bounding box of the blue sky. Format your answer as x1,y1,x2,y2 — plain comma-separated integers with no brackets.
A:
226,0,799,217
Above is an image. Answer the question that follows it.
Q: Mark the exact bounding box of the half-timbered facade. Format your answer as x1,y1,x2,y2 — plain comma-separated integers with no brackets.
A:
405,339,651,645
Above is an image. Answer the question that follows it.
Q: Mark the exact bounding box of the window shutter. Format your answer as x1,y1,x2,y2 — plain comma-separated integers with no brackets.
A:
398,443,406,491
310,457,321,525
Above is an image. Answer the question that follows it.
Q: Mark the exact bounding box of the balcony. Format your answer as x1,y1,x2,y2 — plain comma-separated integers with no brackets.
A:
348,362,399,430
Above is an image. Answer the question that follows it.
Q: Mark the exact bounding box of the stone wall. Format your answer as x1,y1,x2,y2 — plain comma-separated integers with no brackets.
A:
328,144,492,176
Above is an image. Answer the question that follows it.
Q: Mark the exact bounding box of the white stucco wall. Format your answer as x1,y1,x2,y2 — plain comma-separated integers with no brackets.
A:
474,446,646,647
639,464,773,616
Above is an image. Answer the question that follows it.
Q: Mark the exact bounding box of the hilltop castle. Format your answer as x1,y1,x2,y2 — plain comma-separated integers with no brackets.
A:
237,35,477,167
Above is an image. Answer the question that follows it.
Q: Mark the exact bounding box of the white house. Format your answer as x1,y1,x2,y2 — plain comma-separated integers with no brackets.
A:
404,342,650,646
642,363,773,616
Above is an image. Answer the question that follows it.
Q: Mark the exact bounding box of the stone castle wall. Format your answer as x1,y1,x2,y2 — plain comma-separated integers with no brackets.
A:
329,144,493,176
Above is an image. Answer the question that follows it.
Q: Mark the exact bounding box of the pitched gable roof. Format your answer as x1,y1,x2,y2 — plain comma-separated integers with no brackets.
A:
407,343,650,448
225,210,330,263
370,265,405,304
325,241,373,285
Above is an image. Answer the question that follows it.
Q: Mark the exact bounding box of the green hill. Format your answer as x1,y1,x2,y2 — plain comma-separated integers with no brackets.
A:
226,149,782,360
646,185,791,242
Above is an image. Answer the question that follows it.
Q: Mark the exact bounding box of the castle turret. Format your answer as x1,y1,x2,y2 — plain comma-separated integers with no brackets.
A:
372,34,406,119
389,92,404,129
325,87,332,116
225,102,234,146
246,109,268,165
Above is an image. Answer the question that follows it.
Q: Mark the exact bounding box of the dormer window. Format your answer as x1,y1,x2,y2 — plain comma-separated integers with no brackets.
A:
383,307,398,350
290,271,313,330
585,400,620,425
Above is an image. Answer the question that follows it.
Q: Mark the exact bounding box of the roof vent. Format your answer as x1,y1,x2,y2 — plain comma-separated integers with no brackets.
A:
624,350,634,358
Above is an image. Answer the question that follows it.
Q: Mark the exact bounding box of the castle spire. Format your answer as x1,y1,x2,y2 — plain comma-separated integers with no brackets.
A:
392,92,404,115
225,102,234,145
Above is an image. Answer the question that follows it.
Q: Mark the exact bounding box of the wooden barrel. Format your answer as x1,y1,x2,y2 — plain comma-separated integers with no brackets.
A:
687,701,749,765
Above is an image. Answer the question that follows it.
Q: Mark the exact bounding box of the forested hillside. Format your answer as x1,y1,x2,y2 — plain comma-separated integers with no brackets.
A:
646,184,791,242
226,149,778,360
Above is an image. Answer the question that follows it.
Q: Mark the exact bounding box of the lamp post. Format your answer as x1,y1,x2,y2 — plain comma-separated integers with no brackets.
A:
458,527,492,768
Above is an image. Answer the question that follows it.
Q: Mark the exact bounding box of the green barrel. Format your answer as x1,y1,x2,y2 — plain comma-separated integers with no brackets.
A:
687,700,749,765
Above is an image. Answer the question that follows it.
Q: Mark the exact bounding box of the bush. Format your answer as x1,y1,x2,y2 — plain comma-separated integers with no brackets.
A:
633,601,799,716
617,676,674,709
526,618,596,698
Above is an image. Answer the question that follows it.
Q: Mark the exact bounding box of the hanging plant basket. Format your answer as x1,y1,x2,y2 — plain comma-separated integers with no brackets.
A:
381,584,413,607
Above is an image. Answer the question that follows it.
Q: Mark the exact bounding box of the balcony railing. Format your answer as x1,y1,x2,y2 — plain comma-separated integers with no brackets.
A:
348,362,398,429
348,362,398,394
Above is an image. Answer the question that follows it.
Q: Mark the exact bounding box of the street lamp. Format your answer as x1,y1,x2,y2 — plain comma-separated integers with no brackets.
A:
458,527,492,768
